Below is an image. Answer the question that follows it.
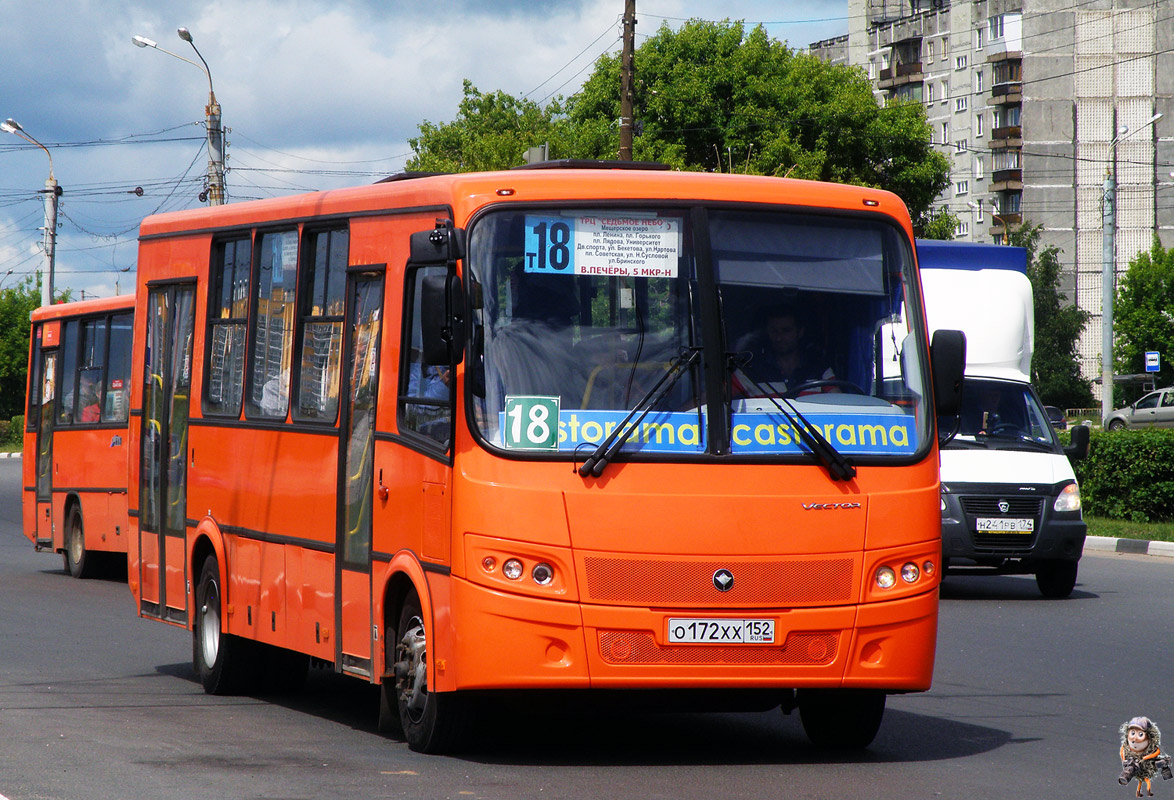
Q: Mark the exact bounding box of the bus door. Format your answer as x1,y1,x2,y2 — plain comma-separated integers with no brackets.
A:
139,283,195,623
33,324,60,548
336,269,384,676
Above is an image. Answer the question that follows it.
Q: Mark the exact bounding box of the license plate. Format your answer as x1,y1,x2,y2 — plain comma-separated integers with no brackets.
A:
975,517,1034,533
667,618,775,644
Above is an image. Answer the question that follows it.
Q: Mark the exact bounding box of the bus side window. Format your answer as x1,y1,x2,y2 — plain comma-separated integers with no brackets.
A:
399,265,452,447
103,312,133,423
294,227,347,423
204,236,250,417
57,320,80,425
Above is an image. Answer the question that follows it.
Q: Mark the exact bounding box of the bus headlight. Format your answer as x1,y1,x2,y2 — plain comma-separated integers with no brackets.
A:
532,563,554,585
875,566,897,589
1054,483,1081,513
502,559,524,580
900,562,920,583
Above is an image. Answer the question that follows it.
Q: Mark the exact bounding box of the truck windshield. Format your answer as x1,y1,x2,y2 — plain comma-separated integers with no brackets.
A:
467,207,931,463
945,377,1059,448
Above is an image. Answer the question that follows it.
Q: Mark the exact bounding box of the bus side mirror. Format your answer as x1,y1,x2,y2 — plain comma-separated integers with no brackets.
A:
931,329,966,417
421,273,466,366
410,222,466,263
1064,423,1090,460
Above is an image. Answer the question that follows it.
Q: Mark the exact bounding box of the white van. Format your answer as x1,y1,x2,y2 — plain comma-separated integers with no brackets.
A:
916,241,1089,598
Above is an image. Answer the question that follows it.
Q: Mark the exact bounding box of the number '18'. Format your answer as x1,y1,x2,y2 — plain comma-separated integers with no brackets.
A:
531,221,571,271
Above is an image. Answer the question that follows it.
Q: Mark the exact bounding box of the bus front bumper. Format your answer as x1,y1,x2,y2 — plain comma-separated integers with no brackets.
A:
443,577,938,693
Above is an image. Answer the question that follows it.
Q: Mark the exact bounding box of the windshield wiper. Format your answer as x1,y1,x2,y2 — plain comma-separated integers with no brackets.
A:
731,357,857,482
578,347,702,478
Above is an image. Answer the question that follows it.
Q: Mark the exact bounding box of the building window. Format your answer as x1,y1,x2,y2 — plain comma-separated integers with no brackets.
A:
205,236,251,417
975,155,985,180
989,15,1005,41
956,180,969,195
926,82,935,102
941,81,949,103
976,27,985,50
927,40,935,61
956,55,968,70
975,113,984,137
941,121,949,145
994,149,1021,170
975,202,985,223
246,229,299,419
956,97,968,113
975,69,984,93
942,37,949,59
869,60,876,80
294,227,348,423
956,139,968,154
956,220,970,236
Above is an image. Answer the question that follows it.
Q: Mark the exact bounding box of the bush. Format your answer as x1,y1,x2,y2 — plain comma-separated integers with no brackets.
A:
1072,428,1174,522
1,415,23,446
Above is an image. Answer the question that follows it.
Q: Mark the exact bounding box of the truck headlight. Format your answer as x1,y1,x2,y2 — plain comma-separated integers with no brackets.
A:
1054,483,1081,513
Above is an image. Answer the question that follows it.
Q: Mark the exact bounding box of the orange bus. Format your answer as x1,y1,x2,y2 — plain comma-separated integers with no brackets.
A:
23,295,135,577
126,163,964,753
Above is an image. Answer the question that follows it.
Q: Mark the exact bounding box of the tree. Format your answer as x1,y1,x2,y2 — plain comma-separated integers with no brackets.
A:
918,208,959,241
1007,224,1094,408
1113,236,1174,401
0,277,40,420
407,21,950,229
407,80,573,173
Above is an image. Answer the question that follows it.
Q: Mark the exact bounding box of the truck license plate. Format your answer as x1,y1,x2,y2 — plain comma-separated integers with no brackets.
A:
975,517,1034,533
667,618,775,644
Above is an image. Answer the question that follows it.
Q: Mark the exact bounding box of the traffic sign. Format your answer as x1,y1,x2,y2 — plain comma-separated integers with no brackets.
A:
1145,351,1160,373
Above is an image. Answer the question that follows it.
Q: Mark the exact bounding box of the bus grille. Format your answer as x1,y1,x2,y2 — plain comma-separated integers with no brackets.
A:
583,556,855,606
598,630,839,666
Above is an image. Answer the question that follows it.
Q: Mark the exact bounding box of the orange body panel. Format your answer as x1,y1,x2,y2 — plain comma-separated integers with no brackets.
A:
124,168,941,700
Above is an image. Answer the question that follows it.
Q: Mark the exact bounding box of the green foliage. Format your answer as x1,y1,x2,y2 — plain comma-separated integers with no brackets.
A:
0,278,38,420
407,21,950,225
8,415,23,445
1113,236,1174,404
407,80,573,172
918,208,958,241
1007,224,1094,408
1072,428,1174,522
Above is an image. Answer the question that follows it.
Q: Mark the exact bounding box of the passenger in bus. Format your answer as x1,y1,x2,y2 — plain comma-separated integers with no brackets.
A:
737,307,835,395
79,374,101,423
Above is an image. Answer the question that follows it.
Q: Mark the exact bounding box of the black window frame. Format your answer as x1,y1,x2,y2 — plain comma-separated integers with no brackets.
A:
290,225,349,425
202,234,253,418
244,227,301,421
398,263,454,452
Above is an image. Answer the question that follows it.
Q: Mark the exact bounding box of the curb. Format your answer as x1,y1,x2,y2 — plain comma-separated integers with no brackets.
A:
0,452,20,459
1085,535,1174,559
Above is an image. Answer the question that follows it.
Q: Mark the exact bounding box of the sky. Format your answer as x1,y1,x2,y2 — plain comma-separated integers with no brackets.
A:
0,1,849,301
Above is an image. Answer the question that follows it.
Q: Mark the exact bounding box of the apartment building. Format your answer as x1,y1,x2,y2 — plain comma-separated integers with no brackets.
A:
811,0,1174,393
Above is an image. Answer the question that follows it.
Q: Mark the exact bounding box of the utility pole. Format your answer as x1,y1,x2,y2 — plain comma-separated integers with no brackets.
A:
619,0,636,161
1101,166,1115,428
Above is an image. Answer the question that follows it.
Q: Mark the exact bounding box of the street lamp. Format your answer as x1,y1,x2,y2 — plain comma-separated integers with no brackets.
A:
1101,111,1162,427
1,118,59,307
967,199,1012,244
133,27,226,205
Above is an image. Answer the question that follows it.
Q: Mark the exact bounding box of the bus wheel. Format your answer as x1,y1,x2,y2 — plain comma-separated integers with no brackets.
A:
64,507,93,579
193,555,259,695
797,689,885,749
1036,560,1078,599
393,591,470,753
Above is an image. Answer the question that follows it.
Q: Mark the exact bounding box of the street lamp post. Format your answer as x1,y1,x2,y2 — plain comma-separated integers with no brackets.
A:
1101,111,1162,427
1,118,59,307
133,27,225,205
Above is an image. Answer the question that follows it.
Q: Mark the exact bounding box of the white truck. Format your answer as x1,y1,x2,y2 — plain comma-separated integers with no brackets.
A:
915,240,1089,598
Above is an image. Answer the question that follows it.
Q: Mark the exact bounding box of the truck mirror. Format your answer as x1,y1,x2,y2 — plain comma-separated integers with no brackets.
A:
420,273,466,366
409,221,466,263
931,329,966,417
1064,423,1090,460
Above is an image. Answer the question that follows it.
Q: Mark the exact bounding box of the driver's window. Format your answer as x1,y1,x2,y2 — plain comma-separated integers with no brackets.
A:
1136,393,1160,410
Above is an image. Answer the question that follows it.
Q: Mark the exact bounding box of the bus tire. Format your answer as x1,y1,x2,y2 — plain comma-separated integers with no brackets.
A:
393,591,470,753
193,555,259,695
797,689,885,749
64,506,93,579
1035,560,1078,599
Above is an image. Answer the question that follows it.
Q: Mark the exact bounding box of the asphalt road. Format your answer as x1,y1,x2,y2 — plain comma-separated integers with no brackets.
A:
0,456,1169,799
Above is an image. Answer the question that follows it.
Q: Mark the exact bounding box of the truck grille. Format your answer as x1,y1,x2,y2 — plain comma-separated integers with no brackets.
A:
598,630,839,666
959,496,1044,552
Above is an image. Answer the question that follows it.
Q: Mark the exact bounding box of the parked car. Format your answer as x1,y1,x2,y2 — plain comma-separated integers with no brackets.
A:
1104,387,1174,430
1044,405,1067,430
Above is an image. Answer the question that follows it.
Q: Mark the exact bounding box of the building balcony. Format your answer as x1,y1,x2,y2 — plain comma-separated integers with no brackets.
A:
988,130,1022,149
990,170,1023,191
990,84,1023,104
877,61,923,88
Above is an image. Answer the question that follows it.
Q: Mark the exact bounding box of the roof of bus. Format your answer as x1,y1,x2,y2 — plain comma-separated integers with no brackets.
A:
30,294,135,323
137,168,913,239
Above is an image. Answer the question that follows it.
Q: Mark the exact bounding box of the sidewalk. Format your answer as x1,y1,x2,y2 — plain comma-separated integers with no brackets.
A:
1085,535,1174,559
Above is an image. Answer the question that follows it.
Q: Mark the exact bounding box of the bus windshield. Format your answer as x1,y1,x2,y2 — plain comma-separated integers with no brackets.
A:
467,206,930,462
